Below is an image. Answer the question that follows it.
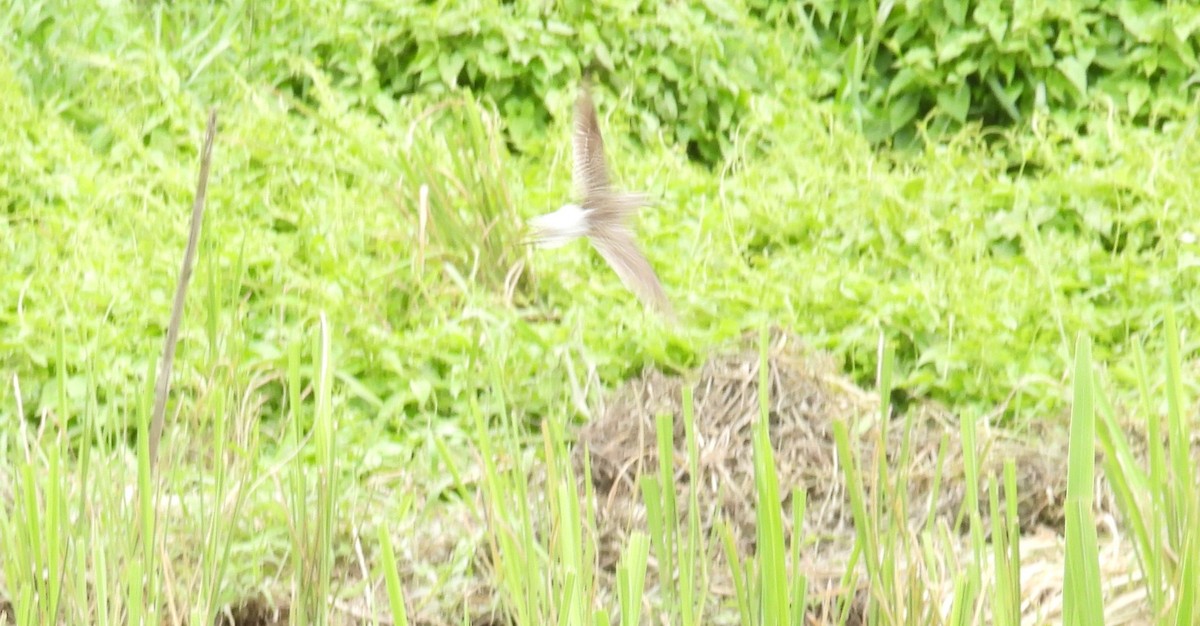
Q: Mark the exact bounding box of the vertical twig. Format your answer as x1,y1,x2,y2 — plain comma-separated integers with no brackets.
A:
148,108,218,472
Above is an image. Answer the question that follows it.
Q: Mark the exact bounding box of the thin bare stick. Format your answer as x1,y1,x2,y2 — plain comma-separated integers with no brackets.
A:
148,108,218,471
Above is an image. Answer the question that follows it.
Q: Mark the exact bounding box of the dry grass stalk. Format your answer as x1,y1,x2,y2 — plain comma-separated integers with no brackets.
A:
148,107,218,472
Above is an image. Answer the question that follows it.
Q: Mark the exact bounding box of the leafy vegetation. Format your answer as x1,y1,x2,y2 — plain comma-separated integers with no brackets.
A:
54,0,771,167
2,0,1200,624
777,0,1200,142
361,0,770,164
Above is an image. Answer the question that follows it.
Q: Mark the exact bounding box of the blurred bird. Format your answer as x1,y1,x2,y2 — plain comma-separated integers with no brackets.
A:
527,82,676,322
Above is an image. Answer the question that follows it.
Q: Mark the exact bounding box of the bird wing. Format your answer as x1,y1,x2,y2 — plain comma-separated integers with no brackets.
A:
573,84,611,201
589,227,676,321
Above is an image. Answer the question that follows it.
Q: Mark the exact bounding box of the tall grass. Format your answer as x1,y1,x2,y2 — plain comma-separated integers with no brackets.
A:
396,96,529,296
1097,310,1200,624
0,283,266,625
10,278,1183,626
0,189,389,625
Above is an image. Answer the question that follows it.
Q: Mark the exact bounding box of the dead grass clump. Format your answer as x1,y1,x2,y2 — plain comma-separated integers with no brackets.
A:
578,328,1104,562
579,327,870,565
572,326,1135,621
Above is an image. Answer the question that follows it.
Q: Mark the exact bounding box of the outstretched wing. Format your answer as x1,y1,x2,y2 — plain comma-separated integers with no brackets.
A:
573,83,610,201
590,228,676,322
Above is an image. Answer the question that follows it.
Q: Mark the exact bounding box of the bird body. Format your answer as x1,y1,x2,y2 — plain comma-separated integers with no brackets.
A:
528,83,676,322
528,203,589,249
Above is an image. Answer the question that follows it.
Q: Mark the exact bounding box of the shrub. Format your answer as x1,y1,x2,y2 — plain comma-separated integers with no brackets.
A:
236,0,772,167
767,0,1200,142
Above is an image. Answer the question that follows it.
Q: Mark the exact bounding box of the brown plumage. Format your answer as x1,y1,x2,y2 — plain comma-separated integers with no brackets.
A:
528,82,677,322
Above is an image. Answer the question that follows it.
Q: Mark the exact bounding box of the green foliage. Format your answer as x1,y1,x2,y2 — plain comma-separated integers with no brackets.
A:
6,0,1200,623
4,0,771,169
375,0,768,165
177,0,771,167
785,0,1200,142
10,0,1197,427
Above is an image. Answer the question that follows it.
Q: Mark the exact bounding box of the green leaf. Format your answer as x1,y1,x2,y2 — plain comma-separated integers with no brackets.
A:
973,0,1008,42
544,19,573,36
891,20,921,48
1063,335,1104,626
591,41,614,72
943,0,969,26
937,82,971,122
1126,82,1150,117
1056,55,1090,99
659,56,680,82
1172,6,1200,42
986,76,1023,121
438,52,465,86
937,30,986,63
410,379,433,407
889,93,921,133
887,67,920,99
1117,1,1160,42
997,54,1015,82
901,46,936,71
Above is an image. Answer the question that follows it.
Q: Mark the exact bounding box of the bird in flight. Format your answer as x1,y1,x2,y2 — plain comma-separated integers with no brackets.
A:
527,82,676,322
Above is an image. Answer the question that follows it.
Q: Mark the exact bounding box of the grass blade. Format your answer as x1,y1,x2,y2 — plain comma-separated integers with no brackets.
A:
1062,334,1103,626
